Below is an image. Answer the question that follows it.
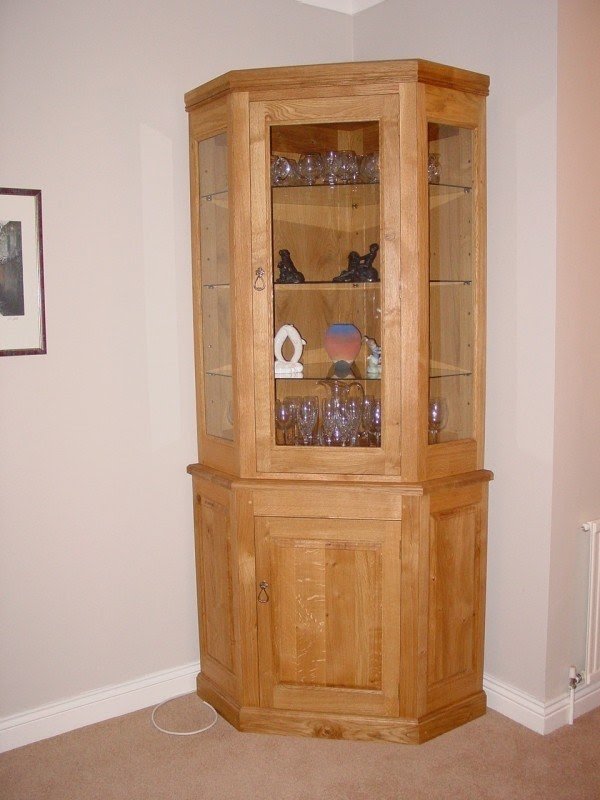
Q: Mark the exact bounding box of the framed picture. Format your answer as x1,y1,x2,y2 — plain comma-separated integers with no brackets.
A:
0,188,46,356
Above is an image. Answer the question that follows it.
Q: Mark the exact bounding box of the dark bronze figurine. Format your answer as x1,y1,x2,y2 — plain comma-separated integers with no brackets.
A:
275,249,305,284
332,243,379,283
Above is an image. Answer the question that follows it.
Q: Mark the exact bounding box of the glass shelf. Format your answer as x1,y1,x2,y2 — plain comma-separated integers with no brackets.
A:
275,362,380,382
274,281,380,290
200,188,228,201
430,279,472,286
206,367,233,378
272,182,379,191
429,182,472,192
430,367,472,379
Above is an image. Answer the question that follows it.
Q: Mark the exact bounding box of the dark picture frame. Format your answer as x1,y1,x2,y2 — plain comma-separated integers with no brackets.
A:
0,188,46,356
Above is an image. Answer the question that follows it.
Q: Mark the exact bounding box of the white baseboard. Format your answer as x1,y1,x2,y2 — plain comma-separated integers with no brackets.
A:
2,665,599,753
0,661,200,754
484,672,600,734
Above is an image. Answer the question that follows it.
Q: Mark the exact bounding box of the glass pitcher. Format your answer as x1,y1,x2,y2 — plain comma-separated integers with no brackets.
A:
317,379,364,406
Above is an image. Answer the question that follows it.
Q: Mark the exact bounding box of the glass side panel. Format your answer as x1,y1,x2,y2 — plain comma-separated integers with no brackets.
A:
199,133,233,441
428,123,474,444
270,122,383,448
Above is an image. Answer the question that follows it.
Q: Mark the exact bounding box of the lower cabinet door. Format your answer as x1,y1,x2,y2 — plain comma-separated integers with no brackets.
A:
255,515,401,717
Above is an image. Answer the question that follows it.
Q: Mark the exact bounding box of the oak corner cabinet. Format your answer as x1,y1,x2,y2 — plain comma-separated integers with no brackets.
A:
185,59,492,744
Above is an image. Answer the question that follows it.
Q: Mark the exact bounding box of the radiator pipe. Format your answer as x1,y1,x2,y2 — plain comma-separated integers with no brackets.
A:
568,666,583,724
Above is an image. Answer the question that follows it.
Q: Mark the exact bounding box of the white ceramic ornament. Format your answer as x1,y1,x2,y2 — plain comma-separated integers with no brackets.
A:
274,324,306,377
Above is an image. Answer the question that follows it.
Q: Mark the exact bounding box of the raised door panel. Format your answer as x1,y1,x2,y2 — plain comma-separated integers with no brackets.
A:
195,495,238,699
426,495,486,711
255,516,401,716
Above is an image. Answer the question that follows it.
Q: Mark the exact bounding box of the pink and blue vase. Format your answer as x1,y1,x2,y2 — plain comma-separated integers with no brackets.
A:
324,323,362,377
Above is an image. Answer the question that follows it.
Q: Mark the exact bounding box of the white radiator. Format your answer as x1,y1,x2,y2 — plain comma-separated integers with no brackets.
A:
583,519,600,686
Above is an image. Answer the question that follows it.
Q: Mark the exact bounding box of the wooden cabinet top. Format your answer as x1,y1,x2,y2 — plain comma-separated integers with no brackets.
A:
184,59,490,111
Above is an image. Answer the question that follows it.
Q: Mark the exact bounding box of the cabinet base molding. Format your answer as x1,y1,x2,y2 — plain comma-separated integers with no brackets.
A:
196,673,242,730
197,673,486,745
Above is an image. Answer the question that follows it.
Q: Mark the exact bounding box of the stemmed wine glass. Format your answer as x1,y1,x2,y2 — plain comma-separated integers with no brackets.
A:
428,397,448,443
298,153,324,185
322,150,341,185
275,399,294,445
359,152,380,183
297,396,319,445
321,398,353,446
336,150,359,184
369,398,382,446
271,156,290,185
345,397,362,446
358,395,374,445
427,153,441,184
320,398,336,445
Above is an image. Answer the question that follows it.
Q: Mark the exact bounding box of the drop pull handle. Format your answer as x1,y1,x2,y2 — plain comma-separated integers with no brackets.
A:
257,581,270,603
253,268,266,291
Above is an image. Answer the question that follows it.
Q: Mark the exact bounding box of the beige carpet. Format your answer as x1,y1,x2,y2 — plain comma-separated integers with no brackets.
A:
1,695,599,799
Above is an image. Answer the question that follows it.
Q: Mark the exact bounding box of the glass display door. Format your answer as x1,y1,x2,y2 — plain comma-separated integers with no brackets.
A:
271,120,381,448
251,96,401,475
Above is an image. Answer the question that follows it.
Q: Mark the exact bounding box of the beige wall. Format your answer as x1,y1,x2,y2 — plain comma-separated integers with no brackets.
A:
549,0,600,698
0,0,352,719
